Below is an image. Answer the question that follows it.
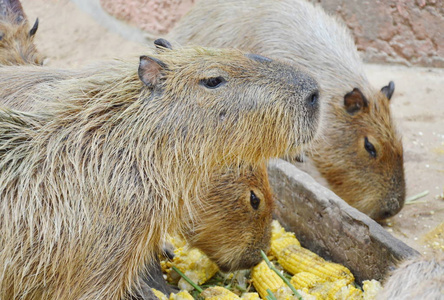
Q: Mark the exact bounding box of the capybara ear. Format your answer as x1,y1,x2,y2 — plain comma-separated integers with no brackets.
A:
29,18,39,37
0,0,26,23
138,55,168,88
154,38,173,51
344,88,368,114
245,53,272,63
381,81,395,101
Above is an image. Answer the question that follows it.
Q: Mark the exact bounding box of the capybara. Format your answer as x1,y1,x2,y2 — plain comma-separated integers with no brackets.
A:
378,253,444,300
0,41,319,299
0,0,43,65
168,0,405,221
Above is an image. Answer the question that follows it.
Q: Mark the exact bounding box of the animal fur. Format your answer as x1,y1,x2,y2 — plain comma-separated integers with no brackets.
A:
168,0,405,220
378,253,444,300
0,45,318,299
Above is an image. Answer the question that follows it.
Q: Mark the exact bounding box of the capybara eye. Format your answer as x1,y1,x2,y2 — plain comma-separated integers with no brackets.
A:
250,191,260,210
200,76,226,89
364,137,377,158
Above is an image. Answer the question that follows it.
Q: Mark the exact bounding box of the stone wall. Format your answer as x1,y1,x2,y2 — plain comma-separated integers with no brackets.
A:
99,0,195,35
312,0,444,68
99,0,444,68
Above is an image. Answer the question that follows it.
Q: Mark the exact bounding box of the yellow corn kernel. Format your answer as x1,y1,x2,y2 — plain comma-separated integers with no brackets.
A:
201,286,241,299
251,260,285,299
241,292,261,300
344,285,364,299
167,247,219,290
169,290,194,300
151,288,169,300
274,286,298,300
277,245,354,284
309,279,364,300
362,279,382,300
167,234,187,249
270,220,301,257
330,282,363,300
290,271,325,290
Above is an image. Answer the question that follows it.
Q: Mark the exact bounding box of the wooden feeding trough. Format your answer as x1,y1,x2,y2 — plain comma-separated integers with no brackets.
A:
268,159,419,283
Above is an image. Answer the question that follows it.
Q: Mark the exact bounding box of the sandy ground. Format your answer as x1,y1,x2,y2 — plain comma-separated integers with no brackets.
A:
20,0,444,255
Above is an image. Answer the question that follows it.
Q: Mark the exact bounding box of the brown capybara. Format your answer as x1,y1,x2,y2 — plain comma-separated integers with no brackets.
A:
0,0,43,65
0,40,319,299
168,0,405,221
378,253,444,300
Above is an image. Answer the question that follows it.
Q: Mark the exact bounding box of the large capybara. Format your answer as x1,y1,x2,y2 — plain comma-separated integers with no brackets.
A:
378,253,444,300
0,0,43,65
0,40,319,299
168,0,406,221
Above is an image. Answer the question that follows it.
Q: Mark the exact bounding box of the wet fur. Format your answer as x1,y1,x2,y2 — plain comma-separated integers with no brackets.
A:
168,0,405,220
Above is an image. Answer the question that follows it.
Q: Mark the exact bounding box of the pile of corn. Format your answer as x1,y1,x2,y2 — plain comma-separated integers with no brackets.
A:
158,221,382,299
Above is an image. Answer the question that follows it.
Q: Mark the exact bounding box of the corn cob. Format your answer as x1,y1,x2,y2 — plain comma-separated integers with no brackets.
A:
151,288,169,300
290,272,324,290
240,292,261,300
251,260,286,299
169,290,194,300
165,247,219,290
277,244,354,284
201,286,241,299
307,279,364,300
270,220,301,257
362,279,382,300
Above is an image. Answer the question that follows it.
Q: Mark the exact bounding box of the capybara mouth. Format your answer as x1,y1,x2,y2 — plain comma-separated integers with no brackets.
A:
372,201,404,221
216,249,264,272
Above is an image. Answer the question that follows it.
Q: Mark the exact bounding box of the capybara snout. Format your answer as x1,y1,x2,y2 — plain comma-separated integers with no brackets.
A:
257,61,321,148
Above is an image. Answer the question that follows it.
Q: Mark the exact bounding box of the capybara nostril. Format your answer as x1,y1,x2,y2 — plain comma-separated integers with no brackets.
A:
306,90,319,108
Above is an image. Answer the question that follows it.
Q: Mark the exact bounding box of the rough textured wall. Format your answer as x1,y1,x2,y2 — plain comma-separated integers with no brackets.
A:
99,0,443,67
99,0,195,35
312,0,444,67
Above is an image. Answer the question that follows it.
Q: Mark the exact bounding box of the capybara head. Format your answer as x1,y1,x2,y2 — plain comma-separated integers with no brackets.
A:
183,164,273,272
311,82,405,221
137,39,321,164
0,0,43,66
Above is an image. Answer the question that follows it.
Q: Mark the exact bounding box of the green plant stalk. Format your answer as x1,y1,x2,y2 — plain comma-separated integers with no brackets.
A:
261,250,303,300
406,190,429,204
266,288,278,300
172,266,203,293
